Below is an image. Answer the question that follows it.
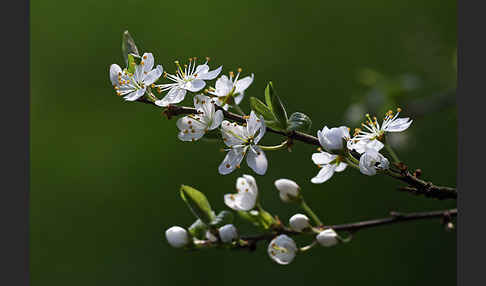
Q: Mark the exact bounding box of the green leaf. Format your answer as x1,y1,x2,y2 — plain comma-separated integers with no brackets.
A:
265,120,286,131
265,82,288,129
122,30,139,66
237,210,275,230
209,211,234,228
264,82,273,110
180,185,215,225
249,97,275,121
188,219,208,240
287,112,312,132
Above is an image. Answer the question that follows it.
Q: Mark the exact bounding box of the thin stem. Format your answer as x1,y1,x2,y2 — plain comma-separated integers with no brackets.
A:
344,157,360,171
258,141,288,151
300,199,323,226
385,143,400,163
236,208,457,251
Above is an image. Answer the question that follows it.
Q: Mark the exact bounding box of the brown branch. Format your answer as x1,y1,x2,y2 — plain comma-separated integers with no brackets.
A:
137,97,320,146
136,97,457,200
238,208,457,250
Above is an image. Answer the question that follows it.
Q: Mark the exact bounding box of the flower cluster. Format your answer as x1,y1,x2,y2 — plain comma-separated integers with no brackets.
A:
165,176,342,265
107,32,438,267
310,109,412,184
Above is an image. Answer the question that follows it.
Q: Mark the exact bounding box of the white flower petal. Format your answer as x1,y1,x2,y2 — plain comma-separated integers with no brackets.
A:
155,87,187,106
195,64,209,75
218,147,246,175
334,162,347,172
246,111,261,137
198,65,222,80
143,65,163,85
186,79,206,92
235,73,254,94
221,121,247,147
311,164,336,184
142,53,154,73
123,88,145,101
385,118,412,132
311,152,336,165
246,146,267,175
209,110,223,130
176,116,207,142
110,64,122,86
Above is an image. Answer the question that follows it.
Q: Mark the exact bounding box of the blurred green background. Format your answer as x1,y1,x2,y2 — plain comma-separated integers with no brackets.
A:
31,0,456,285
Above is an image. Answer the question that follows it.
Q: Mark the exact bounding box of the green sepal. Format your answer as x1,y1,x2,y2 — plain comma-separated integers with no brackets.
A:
265,82,288,129
287,112,312,132
249,97,275,121
122,30,139,66
209,210,234,228
188,219,208,240
180,185,216,225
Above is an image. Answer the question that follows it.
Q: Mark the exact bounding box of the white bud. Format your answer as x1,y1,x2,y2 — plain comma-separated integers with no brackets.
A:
316,229,338,247
289,214,311,232
317,126,350,152
267,235,298,265
274,179,300,203
218,224,238,243
165,226,190,248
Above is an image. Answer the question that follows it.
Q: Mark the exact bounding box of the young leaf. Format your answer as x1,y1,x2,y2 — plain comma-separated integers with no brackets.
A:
287,112,312,132
209,210,234,228
122,30,139,66
249,97,275,121
265,82,288,129
188,219,208,239
180,185,215,225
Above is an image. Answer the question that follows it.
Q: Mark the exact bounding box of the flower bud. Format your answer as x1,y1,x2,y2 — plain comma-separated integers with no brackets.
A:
267,235,298,265
289,214,311,232
218,224,238,243
316,228,338,247
165,226,190,248
359,147,389,176
274,179,300,203
317,126,350,153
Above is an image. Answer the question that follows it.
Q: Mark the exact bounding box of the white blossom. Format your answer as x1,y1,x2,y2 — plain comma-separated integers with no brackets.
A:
218,224,238,243
348,109,412,154
274,178,300,202
176,94,223,141
310,150,347,184
317,126,350,153
224,175,258,211
165,226,190,248
208,69,254,110
316,229,338,247
359,147,390,176
267,235,298,265
289,214,311,232
154,58,222,107
218,111,267,175
109,53,163,101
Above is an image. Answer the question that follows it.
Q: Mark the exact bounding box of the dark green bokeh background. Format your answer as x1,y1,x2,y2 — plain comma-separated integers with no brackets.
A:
31,0,456,285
